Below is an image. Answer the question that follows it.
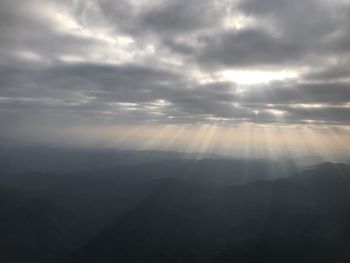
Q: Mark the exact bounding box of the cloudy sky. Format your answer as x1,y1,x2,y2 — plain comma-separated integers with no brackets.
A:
1,0,350,158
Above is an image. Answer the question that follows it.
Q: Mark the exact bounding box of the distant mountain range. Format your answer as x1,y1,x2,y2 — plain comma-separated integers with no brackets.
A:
1,145,345,175
70,164,350,263
0,147,349,262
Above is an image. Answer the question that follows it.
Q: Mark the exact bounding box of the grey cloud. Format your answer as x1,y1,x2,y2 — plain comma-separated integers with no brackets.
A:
303,65,350,81
94,0,224,35
269,105,350,125
196,29,306,68
140,0,221,34
1,60,349,125
0,0,350,128
188,0,350,70
0,62,183,103
238,0,341,39
239,81,350,105
194,0,350,69
0,0,105,63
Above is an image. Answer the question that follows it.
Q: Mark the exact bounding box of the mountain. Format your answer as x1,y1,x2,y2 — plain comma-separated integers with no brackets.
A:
0,146,224,174
0,175,181,262
69,164,350,263
1,151,349,263
0,158,299,190
0,186,80,263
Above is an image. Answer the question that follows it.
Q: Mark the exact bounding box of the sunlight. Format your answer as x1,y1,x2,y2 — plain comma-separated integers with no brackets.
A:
220,70,298,85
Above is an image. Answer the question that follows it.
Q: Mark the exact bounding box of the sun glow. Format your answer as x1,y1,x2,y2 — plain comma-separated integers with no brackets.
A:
220,70,298,85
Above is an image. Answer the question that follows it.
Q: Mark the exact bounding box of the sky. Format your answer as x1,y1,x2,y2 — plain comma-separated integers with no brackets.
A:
1,0,350,159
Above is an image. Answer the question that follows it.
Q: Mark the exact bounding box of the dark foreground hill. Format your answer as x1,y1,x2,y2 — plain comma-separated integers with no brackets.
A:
69,163,350,263
0,187,80,262
0,158,349,263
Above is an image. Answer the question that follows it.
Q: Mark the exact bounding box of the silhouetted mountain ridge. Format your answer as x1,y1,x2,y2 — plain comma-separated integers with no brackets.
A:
69,163,350,263
0,151,349,263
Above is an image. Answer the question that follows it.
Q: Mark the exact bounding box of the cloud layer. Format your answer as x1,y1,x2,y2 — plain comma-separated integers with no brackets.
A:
1,0,350,129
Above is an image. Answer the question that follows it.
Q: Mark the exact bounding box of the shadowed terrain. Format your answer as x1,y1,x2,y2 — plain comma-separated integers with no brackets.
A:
0,148,349,263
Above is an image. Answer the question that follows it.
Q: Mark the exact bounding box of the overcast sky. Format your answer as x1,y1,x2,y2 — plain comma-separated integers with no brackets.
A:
1,0,350,156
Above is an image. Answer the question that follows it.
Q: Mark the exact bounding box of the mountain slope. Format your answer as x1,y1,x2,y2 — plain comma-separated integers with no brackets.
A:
0,187,81,263
70,165,350,263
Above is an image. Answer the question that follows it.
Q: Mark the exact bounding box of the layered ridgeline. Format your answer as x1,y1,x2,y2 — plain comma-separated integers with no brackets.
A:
69,163,350,263
0,147,349,263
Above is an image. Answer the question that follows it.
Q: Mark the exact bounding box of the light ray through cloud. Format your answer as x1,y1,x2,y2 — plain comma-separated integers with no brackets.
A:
0,0,349,161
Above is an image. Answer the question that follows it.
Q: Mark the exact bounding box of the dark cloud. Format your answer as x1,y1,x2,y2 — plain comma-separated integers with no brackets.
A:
196,29,306,68
239,81,350,104
194,0,350,69
1,61,349,125
0,0,350,130
94,0,225,35
303,63,350,81
238,0,342,38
